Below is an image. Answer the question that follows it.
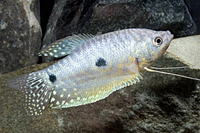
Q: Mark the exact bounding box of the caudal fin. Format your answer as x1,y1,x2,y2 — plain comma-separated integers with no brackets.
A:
7,72,53,116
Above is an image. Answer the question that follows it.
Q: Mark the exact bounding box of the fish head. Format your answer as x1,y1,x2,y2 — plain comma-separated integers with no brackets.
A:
134,29,174,71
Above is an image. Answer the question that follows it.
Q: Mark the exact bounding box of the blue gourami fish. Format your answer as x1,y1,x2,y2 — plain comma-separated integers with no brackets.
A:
7,28,174,116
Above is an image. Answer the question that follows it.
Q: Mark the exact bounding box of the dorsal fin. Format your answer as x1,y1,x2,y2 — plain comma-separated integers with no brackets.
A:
39,34,94,58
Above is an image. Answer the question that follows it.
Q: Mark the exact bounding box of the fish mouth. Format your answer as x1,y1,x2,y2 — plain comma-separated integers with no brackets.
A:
167,30,174,41
162,30,174,52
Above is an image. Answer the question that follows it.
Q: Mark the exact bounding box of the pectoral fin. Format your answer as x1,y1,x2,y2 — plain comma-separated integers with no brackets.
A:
127,58,140,74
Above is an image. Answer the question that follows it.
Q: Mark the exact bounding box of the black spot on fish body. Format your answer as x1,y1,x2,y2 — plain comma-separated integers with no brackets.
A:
96,58,106,67
49,74,57,82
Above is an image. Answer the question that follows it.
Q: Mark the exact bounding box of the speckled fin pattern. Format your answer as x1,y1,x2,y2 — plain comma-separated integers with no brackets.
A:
7,72,53,116
38,34,94,58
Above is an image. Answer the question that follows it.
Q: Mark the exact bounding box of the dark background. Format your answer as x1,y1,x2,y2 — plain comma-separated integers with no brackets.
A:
40,0,200,39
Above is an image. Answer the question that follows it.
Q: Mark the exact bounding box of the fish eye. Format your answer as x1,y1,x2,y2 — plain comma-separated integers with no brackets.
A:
153,37,163,47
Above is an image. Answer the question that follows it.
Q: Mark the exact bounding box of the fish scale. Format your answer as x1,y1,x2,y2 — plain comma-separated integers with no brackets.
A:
7,28,173,115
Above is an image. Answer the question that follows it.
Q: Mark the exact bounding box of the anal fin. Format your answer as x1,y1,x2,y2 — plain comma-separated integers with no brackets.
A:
49,74,142,109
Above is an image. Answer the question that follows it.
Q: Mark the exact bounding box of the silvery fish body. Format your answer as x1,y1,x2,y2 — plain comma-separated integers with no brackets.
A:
7,28,173,116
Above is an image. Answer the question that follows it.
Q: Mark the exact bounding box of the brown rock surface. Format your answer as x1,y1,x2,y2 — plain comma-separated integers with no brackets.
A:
0,0,41,74
1,56,200,132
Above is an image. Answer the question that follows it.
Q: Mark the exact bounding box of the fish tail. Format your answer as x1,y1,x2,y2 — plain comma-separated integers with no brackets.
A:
7,71,53,116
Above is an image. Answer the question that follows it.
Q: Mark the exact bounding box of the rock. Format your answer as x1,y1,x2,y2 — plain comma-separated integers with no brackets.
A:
184,0,200,33
42,0,197,62
167,35,200,70
1,51,200,132
0,0,41,74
